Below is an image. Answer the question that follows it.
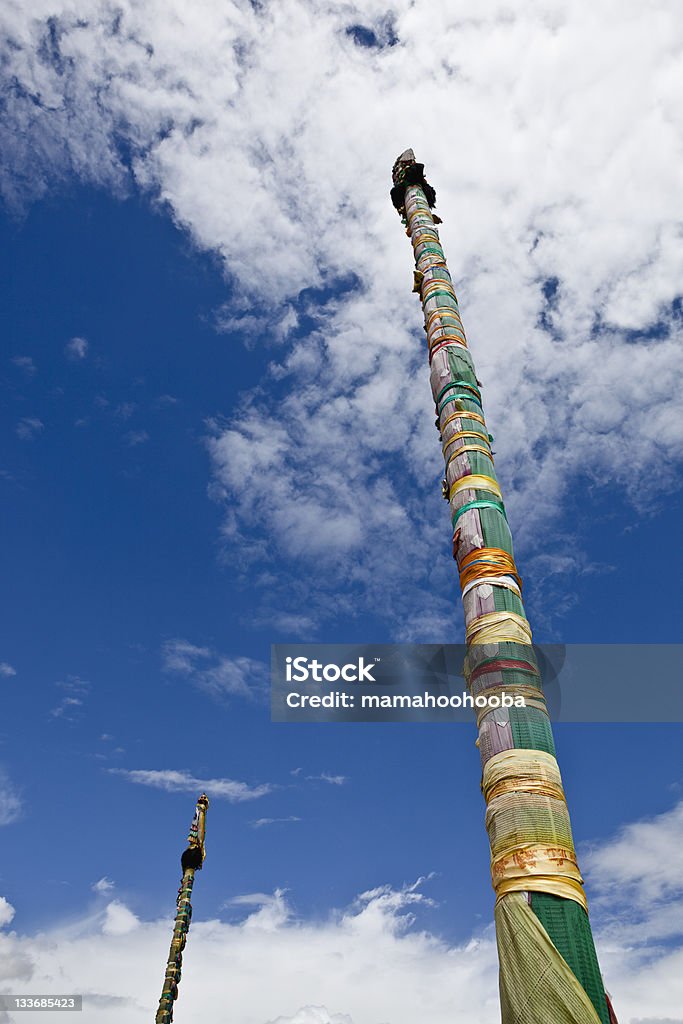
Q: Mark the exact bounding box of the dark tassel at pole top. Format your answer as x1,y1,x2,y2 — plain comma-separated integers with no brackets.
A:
390,148,437,212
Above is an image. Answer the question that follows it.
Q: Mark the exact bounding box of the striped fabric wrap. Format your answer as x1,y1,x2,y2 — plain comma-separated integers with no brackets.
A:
396,165,611,1024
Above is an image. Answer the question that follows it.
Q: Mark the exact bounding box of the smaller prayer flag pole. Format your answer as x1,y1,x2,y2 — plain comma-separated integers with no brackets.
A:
155,794,209,1024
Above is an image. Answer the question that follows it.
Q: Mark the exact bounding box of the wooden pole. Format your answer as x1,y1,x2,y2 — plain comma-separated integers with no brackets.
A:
391,151,613,1024
155,794,209,1024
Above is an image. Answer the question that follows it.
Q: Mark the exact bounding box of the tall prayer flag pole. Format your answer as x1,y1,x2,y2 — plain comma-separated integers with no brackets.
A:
391,150,614,1024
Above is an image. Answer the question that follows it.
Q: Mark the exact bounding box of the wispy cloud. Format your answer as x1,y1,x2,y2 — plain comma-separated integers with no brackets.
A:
305,773,347,786
11,355,36,375
50,676,90,721
124,429,149,446
15,417,43,441
110,768,272,802
250,816,301,829
162,639,268,702
0,769,21,826
65,336,88,360
92,877,115,894
0,662,16,677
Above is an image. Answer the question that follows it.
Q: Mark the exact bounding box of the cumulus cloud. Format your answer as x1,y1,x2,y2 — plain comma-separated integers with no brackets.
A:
0,897,15,928
1,0,682,637
0,880,502,1023
0,662,16,677
0,832,681,1024
226,889,292,932
65,336,88,359
162,638,268,702
101,900,139,936
583,800,683,946
110,768,272,802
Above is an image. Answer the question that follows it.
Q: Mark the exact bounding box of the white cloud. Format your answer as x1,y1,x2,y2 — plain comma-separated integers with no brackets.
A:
250,816,301,829
0,663,16,677
1,0,682,635
583,800,683,946
0,897,15,928
305,773,347,786
0,880,503,1022
15,417,43,441
110,768,272,802
102,900,139,936
50,675,90,720
0,846,680,1024
65,336,88,360
162,638,267,701
268,1006,352,1024
92,877,115,894
226,889,291,932
161,639,211,673
0,769,21,826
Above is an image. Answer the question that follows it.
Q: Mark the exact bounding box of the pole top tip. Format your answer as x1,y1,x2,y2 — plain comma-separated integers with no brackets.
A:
390,151,436,211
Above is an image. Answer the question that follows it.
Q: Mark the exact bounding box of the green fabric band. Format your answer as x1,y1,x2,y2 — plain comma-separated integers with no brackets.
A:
451,499,508,527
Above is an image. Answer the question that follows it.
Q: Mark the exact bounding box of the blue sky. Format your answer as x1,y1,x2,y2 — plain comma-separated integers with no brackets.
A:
1,3,683,1023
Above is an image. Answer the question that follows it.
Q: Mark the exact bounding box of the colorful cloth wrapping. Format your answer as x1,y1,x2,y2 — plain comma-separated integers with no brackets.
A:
400,176,610,1023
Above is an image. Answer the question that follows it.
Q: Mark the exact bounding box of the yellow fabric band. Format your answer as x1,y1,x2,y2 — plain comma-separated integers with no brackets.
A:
449,474,502,501
442,429,491,453
466,611,532,646
494,872,588,912
412,233,442,248
426,306,464,328
440,409,487,429
422,280,456,299
482,750,564,804
429,330,465,346
446,444,494,467
485,767,587,910
429,338,469,353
